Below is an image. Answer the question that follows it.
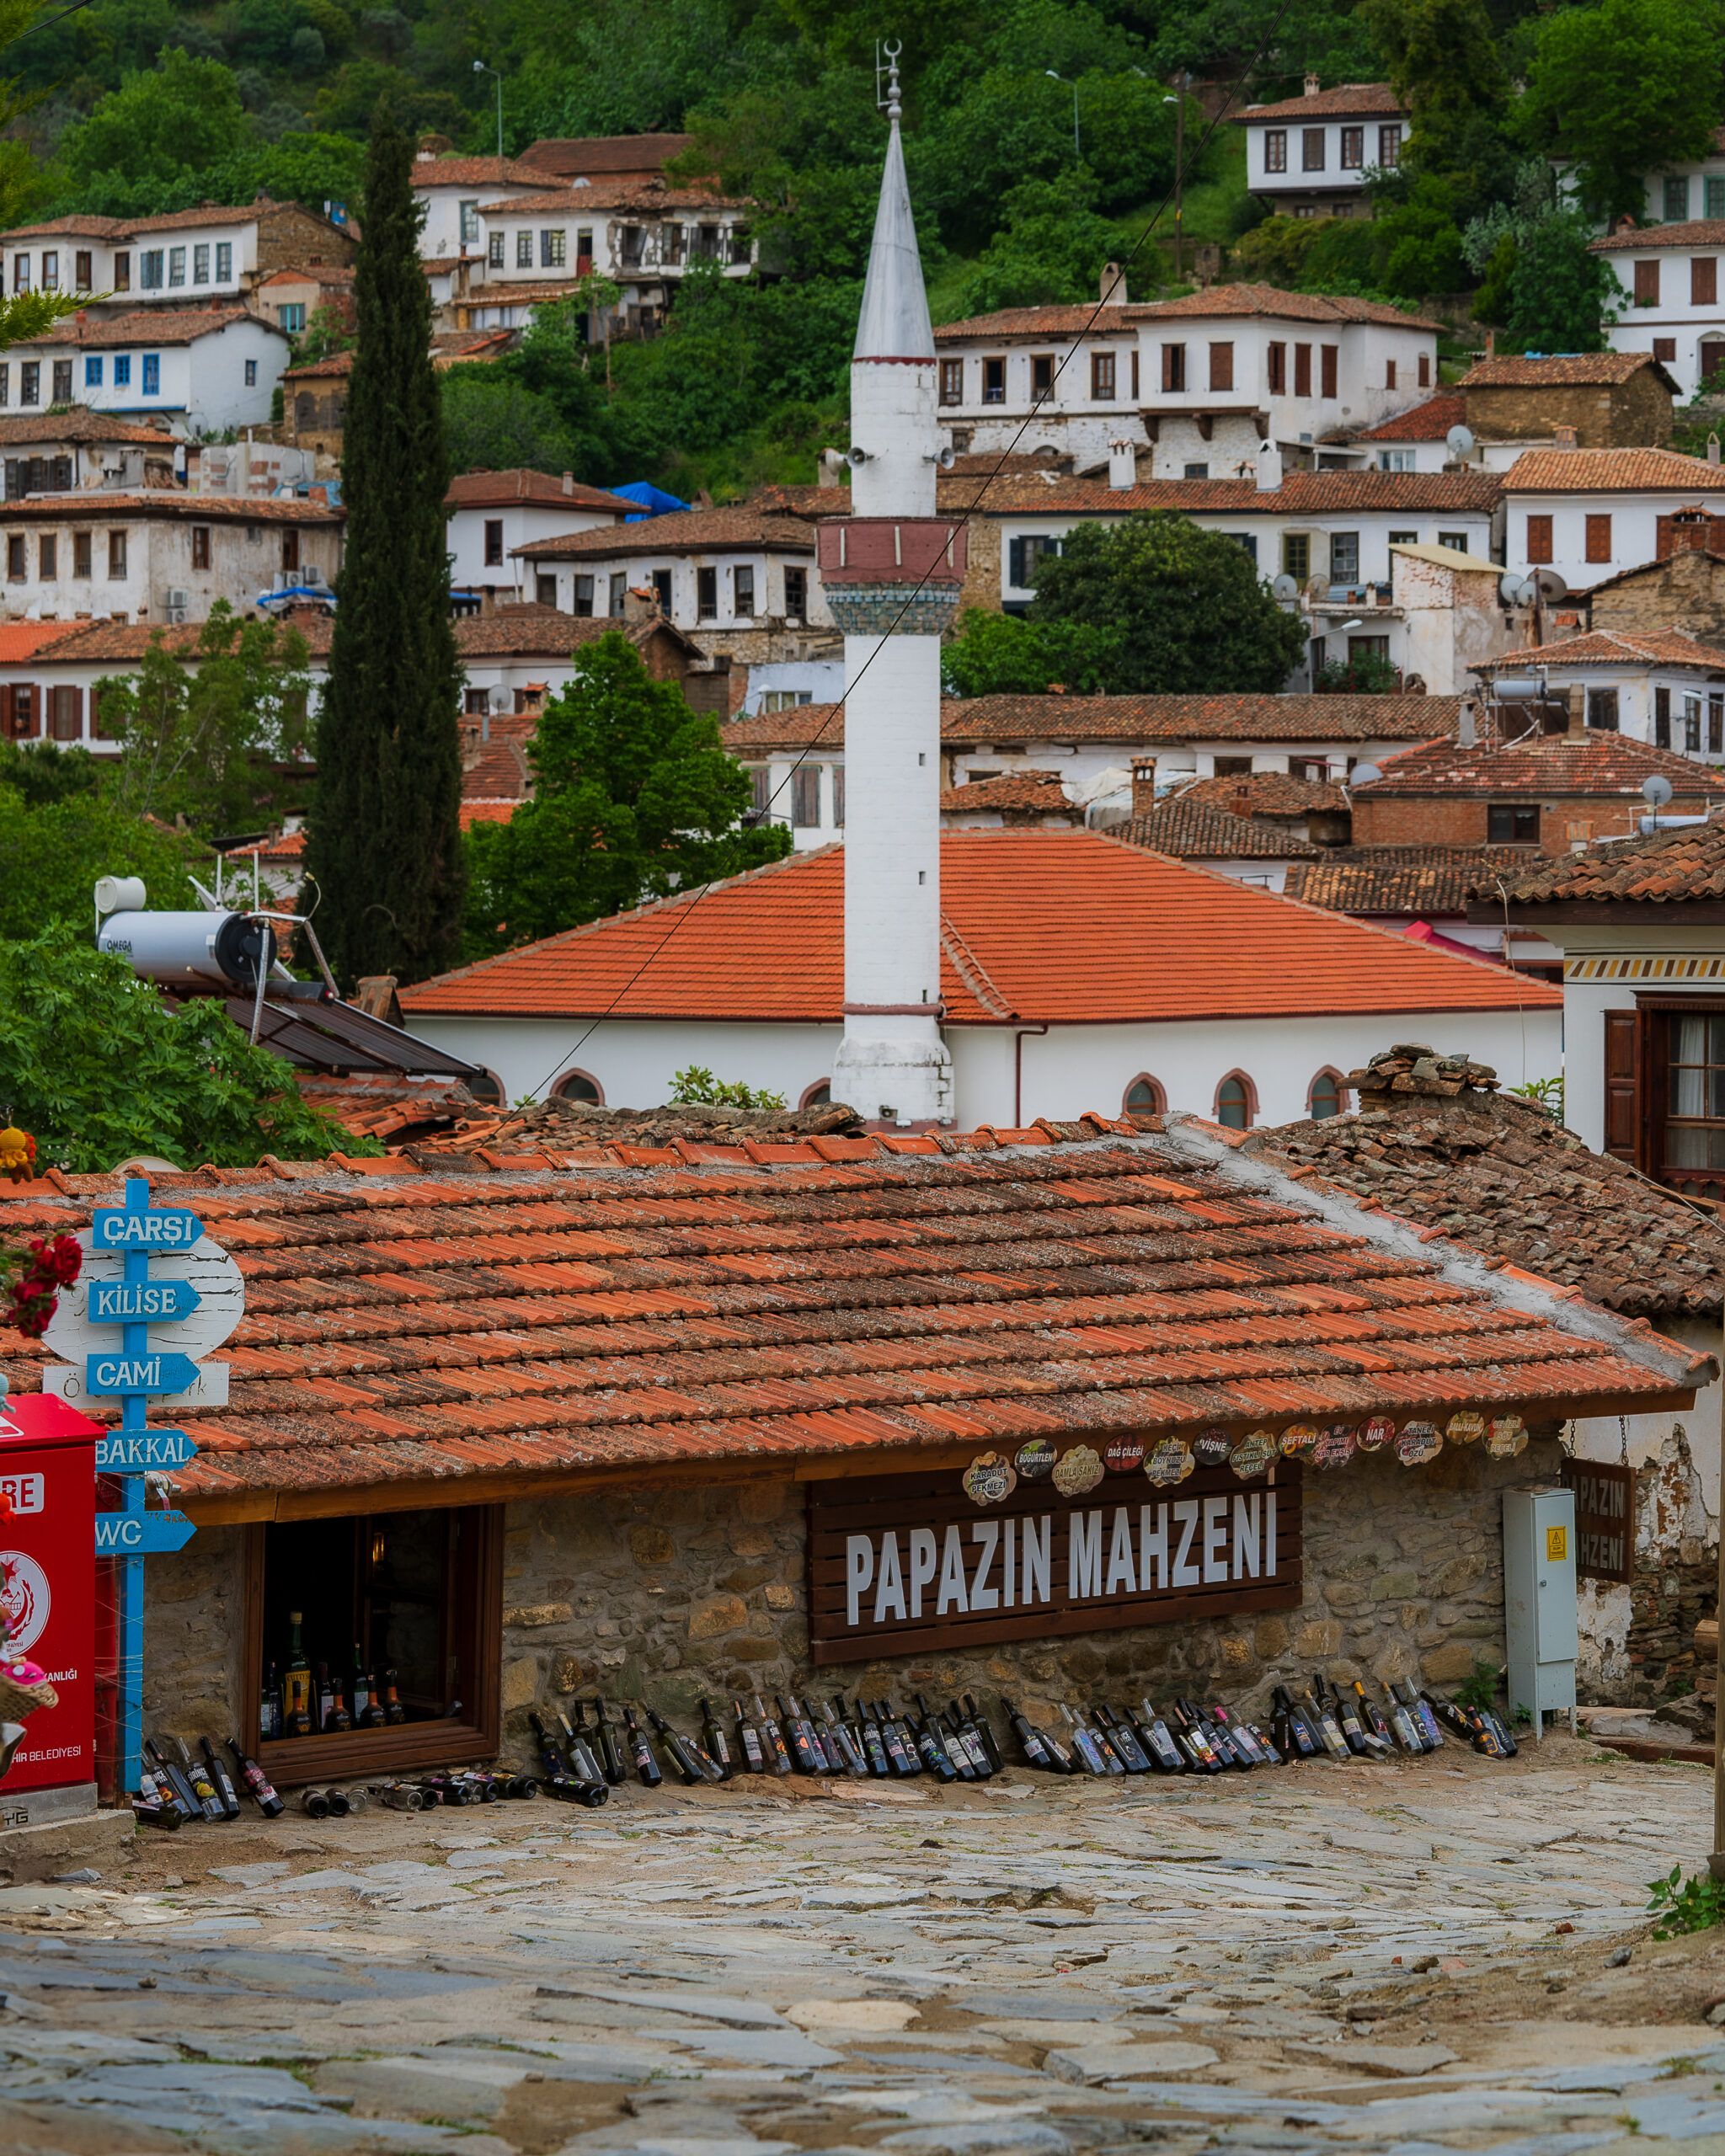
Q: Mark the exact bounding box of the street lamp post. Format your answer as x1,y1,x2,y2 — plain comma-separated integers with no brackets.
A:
1163,72,1188,283
473,59,503,160
1045,71,1080,161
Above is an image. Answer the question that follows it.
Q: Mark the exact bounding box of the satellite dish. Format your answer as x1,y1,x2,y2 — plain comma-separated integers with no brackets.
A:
1644,774,1674,807
488,686,512,713
1351,762,1383,787
1271,574,1300,600
1511,577,1539,607
1535,568,1567,601
1445,424,1476,457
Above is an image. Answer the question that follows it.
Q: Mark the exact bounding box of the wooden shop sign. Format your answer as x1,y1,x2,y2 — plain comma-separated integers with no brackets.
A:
1561,1459,1636,1584
806,1460,1303,1665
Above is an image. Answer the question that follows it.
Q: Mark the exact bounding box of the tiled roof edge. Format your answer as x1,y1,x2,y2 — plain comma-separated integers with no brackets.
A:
1162,1115,1717,1390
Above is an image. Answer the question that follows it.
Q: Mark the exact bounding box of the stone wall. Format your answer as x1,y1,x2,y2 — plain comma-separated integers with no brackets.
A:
495,1433,1557,1733
141,1524,246,1739
1590,547,1725,643
1462,375,1673,450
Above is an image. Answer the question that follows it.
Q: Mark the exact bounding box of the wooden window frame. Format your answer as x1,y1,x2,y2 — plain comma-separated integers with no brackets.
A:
1584,512,1613,564
1162,342,1186,392
938,358,963,406
1525,512,1553,565
240,1502,503,1787
1339,126,1364,170
1214,1070,1258,1130
1695,256,1719,307
1122,1073,1166,1116
1264,129,1287,174
1090,349,1116,400
1208,340,1233,392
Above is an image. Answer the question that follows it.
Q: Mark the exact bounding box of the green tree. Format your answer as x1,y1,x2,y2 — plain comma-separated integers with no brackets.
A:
1519,0,1725,222
1027,515,1307,693
94,605,312,837
0,787,200,938
306,102,465,988
0,936,372,1173
58,46,249,194
952,172,1124,317
941,608,1123,697
0,739,100,808
463,631,792,954
1506,210,1619,353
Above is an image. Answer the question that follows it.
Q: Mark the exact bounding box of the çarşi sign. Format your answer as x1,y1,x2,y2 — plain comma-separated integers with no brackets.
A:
1560,1459,1636,1585
807,1461,1303,1665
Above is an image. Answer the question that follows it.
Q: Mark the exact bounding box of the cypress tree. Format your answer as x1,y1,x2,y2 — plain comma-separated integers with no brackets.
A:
306,103,464,985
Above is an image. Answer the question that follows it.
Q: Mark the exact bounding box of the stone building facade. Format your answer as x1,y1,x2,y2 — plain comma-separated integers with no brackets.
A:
1455,354,1677,451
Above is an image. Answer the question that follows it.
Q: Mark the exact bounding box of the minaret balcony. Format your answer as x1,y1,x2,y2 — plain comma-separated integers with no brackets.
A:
818,518,968,635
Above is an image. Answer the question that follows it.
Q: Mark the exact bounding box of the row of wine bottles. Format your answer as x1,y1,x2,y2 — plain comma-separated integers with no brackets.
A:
133,1733,544,1828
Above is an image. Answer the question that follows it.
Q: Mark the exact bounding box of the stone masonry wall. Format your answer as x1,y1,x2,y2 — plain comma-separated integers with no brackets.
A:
495,1434,1557,1737
142,1524,246,1741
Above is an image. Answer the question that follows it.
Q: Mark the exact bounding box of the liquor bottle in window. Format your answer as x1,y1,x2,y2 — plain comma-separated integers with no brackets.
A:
733,1696,767,1773
317,1662,350,1734
283,1615,313,1737
227,1737,285,1817
350,1644,379,1728
1394,1680,1445,1748
622,1703,665,1787
378,1669,406,1726
753,1694,793,1774
593,1698,627,1784
259,1662,281,1742
200,1737,241,1818
699,1698,734,1778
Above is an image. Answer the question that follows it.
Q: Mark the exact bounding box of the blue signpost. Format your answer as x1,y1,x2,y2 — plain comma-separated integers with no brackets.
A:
86,1178,209,1793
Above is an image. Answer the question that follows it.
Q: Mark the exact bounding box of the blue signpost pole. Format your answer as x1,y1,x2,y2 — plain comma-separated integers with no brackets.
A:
115,1177,150,1796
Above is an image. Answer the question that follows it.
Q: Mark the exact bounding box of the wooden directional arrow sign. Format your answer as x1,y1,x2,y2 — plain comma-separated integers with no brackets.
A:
95,1509,196,1555
45,1238,243,1364
87,1278,201,1325
94,1428,200,1475
90,1203,202,1251
84,1351,200,1397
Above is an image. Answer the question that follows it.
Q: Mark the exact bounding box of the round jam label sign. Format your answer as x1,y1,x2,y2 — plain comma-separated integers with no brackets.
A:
1193,1427,1233,1468
1015,1438,1057,1482
1487,1414,1528,1459
1103,1433,1146,1474
1446,1411,1485,1445
1231,1430,1277,1480
1052,1444,1105,1497
1396,1420,1443,1466
1279,1422,1319,1459
1146,1437,1194,1486
1314,1423,1357,1469
1357,1415,1397,1453
963,1452,1016,1506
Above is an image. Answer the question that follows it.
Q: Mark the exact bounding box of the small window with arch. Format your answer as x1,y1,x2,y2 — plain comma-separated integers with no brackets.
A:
1307,1069,1348,1120
464,1070,505,1106
1215,1072,1256,1130
799,1079,831,1108
551,1069,603,1106
1122,1074,1165,1117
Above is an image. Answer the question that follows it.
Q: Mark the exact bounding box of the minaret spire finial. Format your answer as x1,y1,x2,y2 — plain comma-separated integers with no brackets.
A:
884,39,902,122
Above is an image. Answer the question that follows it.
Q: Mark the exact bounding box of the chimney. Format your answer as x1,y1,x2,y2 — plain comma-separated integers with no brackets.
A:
622,583,656,622
1131,757,1157,815
1457,697,1477,748
1711,434,1722,467
1552,424,1578,452
1108,437,1138,490
1100,261,1127,306
562,469,574,494
1484,328,1495,359
1670,507,1713,552
1255,442,1283,491
1304,72,1322,95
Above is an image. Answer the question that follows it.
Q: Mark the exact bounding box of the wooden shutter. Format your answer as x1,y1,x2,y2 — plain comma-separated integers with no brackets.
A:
1321,345,1338,397
1634,259,1660,307
1585,513,1612,563
1695,257,1718,307
1209,341,1233,392
1603,1010,1639,1161
0,685,13,737
1294,344,1311,397
1526,514,1553,565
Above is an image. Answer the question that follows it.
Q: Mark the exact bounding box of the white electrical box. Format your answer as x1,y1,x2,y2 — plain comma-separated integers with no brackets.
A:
1502,1487,1578,1740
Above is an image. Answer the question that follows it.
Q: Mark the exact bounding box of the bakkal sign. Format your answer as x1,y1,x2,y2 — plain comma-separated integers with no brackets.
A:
808,1460,1303,1664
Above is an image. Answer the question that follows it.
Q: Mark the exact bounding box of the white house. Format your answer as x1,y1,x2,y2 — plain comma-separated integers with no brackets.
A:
409,154,556,262
0,491,343,634
0,408,182,499
1301,540,1529,695
1476,628,1725,760
0,307,291,436
932,281,1439,474
1593,222,1725,395
0,200,355,313
1629,130,1725,230
445,467,637,605
1501,445,1725,590
985,463,1501,611
1231,79,1407,219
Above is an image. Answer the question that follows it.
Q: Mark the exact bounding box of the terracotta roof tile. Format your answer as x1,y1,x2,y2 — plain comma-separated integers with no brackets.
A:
27,307,271,350
1285,846,1541,915
1458,352,1672,387
446,468,636,514
1355,730,1724,800
1592,220,1725,253
1503,448,1725,494
1115,797,1319,859
514,507,815,560
1481,628,1725,670
1355,393,1466,444
0,492,339,527
1233,82,1403,120
1184,771,1350,817
972,469,1493,515
283,350,354,381
1,1119,1698,1503
1490,811,1725,906
398,829,1559,1026
521,134,694,177
0,619,90,661
0,409,179,447
939,769,1075,815
478,182,749,214
410,156,555,188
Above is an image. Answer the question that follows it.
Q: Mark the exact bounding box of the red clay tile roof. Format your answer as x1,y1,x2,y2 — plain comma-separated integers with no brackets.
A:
1480,628,1725,670
934,303,1149,339
461,799,519,827
1489,814,1725,906
411,155,554,188
0,1118,1702,1508
939,770,1074,816
1234,83,1403,121
1248,1087,1725,1319
399,829,1560,1027
284,350,354,382
1139,284,1436,332
0,492,339,527
976,470,1498,515
1355,393,1466,444
1184,771,1350,817
0,409,179,447
451,606,698,660
0,619,91,662
17,614,334,664
1592,220,1725,253
722,694,1462,755
479,182,748,214
1284,846,1541,915
1356,731,1724,800
1458,353,1672,388
28,307,272,349
432,328,516,366
521,134,695,177
447,469,635,514
1115,797,1320,859
1503,448,1725,494
514,507,815,561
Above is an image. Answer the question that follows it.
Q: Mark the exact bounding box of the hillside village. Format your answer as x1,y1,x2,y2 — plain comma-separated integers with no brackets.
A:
13,8,1725,2143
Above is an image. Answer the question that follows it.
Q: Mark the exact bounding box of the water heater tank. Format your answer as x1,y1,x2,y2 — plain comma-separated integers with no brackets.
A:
97,910,276,990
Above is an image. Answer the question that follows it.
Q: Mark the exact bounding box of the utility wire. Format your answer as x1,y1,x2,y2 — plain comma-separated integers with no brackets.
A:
3,0,93,54
512,7,1300,1106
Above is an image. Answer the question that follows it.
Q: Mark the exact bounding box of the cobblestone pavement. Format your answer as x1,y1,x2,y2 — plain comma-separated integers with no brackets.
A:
5,1736,1725,2156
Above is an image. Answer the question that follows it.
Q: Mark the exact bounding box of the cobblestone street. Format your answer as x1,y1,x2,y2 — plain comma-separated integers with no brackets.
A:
4,1737,1725,2155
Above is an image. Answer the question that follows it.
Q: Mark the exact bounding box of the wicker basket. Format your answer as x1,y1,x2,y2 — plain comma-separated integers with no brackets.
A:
0,1670,56,1722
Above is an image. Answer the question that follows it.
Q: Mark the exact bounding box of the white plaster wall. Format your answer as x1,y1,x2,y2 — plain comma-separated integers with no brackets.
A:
1242,115,1400,202
1504,488,1707,591
446,500,619,595
402,1015,843,1112
1599,246,1725,395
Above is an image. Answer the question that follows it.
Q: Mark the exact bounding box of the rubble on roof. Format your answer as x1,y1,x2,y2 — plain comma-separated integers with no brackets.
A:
1347,1044,1501,1097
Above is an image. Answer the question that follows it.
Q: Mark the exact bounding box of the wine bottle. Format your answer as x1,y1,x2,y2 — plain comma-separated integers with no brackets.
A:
793,1694,836,1774
174,1735,230,1821
556,1707,606,1787
528,1710,600,1803
1319,1676,1371,1757
699,1698,735,1779
324,1788,353,1817
227,1737,285,1817
378,1668,406,1726
1248,1720,1284,1766
1480,1701,1519,1757
301,1788,331,1818
369,1780,425,1810
1381,1688,1426,1754
284,1614,314,1737
820,1699,868,1776
622,1704,665,1787
933,1705,978,1780
1162,1703,1215,1773
259,1662,281,1742
875,1700,920,1776
730,1697,766,1773
316,1662,350,1735
350,1643,377,1729
906,1702,959,1781
1130,1698,1187,1773
592,1697,627,1785
1095,1705,1151,1774
1300,1683,1352,1761
136,1764,184,1826
853,1698,892,1776
1206,1702,1263,1767
648,1706,724,1785
143,1737,201,1821
963,1694,1005,1774
1397,1681,1445,1748
200,1737,242,1819
777,1694,821,1774
1058,1704,1107,1776
754,1694,793,1775
945,1700,994,1779
499,1771,538,1799
461,1770,499,1803
913,1696,970,1780
1002,1697,1061,1771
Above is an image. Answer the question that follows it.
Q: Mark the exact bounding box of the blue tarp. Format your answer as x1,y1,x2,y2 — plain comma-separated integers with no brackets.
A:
611,481,689,521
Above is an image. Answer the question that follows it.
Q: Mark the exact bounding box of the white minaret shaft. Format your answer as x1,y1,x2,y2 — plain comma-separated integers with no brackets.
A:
827,56,956,1128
